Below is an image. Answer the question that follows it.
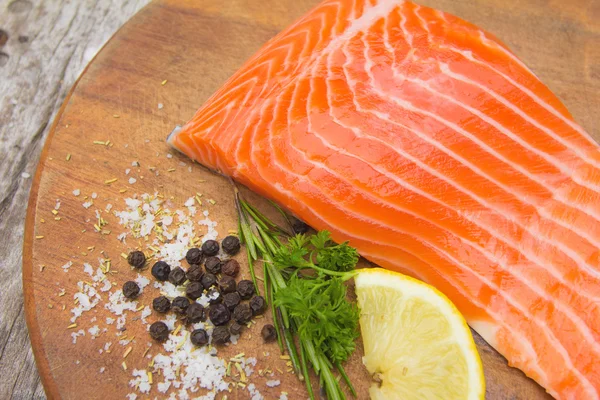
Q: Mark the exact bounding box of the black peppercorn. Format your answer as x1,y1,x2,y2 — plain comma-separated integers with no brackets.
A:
123,281,140,299
149,321,170,342
204,257,221,274
190,329,209,347
212,326,231,345
219,276,236,294
127,250,146,269
201,273,217,289
186,282,204,300
221,235,241,255
186,247,203,265
293,219,310,234
168,267,187,286
201,240,220,257
232,303,253,324
229,322,244,336
152,296,171,313
186,303,205,323
171,296,190,314
208,303,231,326
249,295,267,315
222,292,241,311
237,280,255,300
186,265,204,282
151,261,171,281
207,288,222,304
221,259,240,277
261,324,277,343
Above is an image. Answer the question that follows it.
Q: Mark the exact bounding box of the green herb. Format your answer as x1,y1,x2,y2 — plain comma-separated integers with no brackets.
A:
275,274,359,364
234,187,360,400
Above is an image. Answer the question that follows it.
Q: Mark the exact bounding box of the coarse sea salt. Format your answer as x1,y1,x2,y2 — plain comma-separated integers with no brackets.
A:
61,261,73,272
91,192,98,199
184,197,195,207
83,263,94,276
55,200,61,210
72,189,80,196
162,314,178,330
135,274,150,291
266,380,281,388
130,330,229,398
83,201,93,209
129,177,137,184
88,325,100,337
125,168,131,175
71,329,85,344
140,306,151,325
247,383,264,400
71,282,101,322
116,315,127,330
105,290,138,316
129,370,151,394
155,281,185,299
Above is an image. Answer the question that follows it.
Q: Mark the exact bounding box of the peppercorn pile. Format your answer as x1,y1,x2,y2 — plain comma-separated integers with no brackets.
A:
125,235,274,347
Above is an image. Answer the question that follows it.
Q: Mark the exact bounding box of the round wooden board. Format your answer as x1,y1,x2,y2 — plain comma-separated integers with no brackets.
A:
23,0,598,399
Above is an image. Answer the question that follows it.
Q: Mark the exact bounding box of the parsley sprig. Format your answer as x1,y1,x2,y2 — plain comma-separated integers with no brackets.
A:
235,189,359,400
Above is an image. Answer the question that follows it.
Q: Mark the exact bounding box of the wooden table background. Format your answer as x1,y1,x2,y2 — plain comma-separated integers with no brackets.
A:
1,0,598,399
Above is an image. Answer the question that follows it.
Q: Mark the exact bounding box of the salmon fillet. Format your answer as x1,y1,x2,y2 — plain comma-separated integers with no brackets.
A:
168,0,600,398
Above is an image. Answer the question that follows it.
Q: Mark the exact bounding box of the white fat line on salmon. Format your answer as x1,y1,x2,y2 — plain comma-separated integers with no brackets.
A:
343,31,600,284
410,7,600,171
416,65,600,193
328,56,600,306
386,30,600,222
431,20,597,147
305,0,403,69
405,12,600,226
408,9,597,188
438,61,600,184
357,35,600,269
392,68,600,250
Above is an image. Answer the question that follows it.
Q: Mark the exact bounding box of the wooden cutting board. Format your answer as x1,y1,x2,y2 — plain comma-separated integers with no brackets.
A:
23,0,599,399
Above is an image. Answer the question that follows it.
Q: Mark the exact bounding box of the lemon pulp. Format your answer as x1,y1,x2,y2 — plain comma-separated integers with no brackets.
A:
354,268,485,400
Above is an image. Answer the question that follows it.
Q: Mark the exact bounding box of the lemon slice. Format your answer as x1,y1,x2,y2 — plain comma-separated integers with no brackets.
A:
354,268,485,400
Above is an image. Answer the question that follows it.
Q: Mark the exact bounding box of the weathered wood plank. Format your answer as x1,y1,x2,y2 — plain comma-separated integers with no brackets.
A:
0,1,149,398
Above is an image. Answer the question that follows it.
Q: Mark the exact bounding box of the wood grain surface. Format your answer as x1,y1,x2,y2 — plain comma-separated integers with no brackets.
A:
0,1,149,399
16,0,600,399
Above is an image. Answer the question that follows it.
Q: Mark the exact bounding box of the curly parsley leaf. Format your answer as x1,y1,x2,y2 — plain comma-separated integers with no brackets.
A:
316,242,359,272
274,274,359,364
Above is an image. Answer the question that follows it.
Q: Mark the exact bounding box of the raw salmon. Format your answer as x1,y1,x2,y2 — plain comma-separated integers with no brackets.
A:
168,0,600,398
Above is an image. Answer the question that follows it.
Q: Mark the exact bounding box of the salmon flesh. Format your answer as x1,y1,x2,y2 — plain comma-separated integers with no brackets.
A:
168,1,600,398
